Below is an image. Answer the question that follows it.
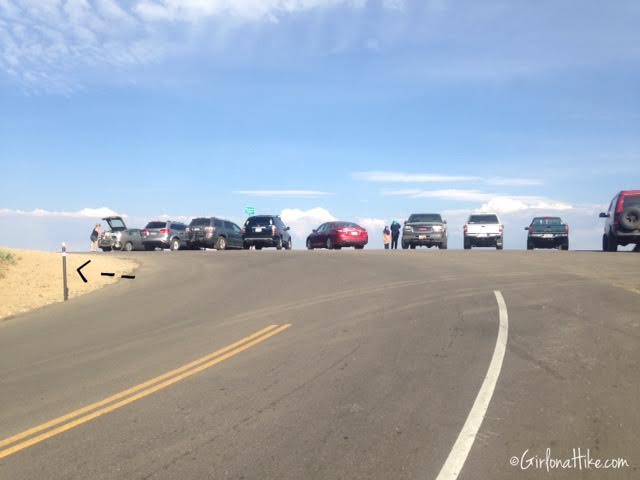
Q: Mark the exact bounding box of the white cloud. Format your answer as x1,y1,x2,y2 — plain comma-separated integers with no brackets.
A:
135,0,367,23
234,190,333,198
385,189,494,202
477,196,573,214
357,217,386,232
354,171,479,183
0,206,125,218
355,171,542,186
484,177,543,186
280,207,335,246
384,189,573,213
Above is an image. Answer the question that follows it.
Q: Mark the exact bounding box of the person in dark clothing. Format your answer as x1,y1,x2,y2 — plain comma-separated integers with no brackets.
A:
390,220,401,249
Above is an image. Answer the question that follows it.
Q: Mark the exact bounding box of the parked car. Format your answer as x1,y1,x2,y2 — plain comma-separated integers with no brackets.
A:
306,221,368,250
463,214,504,250
525,217,569,250
242,215,292,250
98,216,144,252
185,217,244,250
600,190,640,251
401,213,447,249
141,220,187,251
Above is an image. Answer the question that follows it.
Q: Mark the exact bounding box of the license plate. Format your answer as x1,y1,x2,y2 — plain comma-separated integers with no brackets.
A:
351,231,358,236
150,231,157,235
478,233,487,237
254,227,263,233
418,235,427,240
543,234,553,238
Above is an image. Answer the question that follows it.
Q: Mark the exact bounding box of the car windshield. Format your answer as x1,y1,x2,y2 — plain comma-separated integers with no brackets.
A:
623,195,640,208
190,218,211,226
333,222,359,228
468,215,499,224
145,221,167,229
532,218,562,225
408,214,442,223
246,216,274,226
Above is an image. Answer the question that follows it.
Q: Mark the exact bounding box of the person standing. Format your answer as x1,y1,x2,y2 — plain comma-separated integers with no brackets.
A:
390,220,401,250
90,223,102,252
383,226,391,250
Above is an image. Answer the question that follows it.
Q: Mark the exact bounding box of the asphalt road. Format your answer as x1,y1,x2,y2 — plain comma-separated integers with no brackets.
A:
1,250,639,480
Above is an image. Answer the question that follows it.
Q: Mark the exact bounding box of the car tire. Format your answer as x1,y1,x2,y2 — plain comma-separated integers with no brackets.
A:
124,242,133,252
285,238,292,250
355,245,364,250
439,242,447,250
170,238,181,251
101,247,112,252
306,238,313,250
604,232,618,252
326,238,333,250
410,244,416,249
216,236,227,250
561,241,569,251
255,245,263,250
401,241,408,249
276,237,283,250
619,207,640,231
144,245,155,251
463,238,471,250
527,240,534,250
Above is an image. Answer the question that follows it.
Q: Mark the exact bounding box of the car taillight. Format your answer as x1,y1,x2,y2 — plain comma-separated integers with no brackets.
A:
272,225,277,235
160,228,169,234
142,229,148,236
615,195,626,214
463,225,468,234
204,226,215,232
499,225,504,233
565,225,569,234
185,227,190,233
241,226,246,234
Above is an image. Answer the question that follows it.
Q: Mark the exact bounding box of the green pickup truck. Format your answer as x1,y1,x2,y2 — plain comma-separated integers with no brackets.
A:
525,217,569,250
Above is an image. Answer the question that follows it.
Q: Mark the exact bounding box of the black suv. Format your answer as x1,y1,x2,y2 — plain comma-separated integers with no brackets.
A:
600,190,640,251
185,217,244,250
242,215,292,250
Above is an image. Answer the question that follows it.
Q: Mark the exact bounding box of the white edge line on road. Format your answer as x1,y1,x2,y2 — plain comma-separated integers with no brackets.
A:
434,290,509,480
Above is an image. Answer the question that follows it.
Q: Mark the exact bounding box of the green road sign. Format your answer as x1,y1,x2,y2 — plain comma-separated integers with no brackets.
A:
244,206,256,216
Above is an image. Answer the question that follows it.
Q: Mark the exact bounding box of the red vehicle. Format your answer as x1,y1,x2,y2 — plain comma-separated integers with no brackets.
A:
306,221,368,250
600,190,640,251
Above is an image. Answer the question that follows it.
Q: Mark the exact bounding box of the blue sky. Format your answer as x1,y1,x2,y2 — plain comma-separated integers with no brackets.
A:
1,0,639,250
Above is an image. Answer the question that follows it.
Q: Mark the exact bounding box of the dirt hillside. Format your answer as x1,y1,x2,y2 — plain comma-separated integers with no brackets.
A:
0,248,138,321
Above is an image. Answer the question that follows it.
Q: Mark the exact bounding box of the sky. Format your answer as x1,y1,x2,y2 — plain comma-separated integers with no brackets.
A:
1,0,639,251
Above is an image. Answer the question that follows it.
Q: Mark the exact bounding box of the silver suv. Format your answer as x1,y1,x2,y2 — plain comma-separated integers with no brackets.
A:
141,220,187,251
98,216,144,252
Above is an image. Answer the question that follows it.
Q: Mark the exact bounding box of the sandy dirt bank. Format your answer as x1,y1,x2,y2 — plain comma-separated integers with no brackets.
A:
0,248,138,321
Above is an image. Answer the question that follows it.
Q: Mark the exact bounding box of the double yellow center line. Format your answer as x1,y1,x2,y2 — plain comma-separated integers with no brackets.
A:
0,324,291,459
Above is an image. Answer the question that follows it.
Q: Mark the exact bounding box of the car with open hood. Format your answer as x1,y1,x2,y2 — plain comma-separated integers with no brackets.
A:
98,216,144,252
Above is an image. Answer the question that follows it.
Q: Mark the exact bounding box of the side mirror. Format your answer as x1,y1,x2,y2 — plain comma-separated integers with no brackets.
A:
403,221,407,225
599,212,609,218
312,229,317,233
444,220,447,224
524,227,529,230
285,226,291,231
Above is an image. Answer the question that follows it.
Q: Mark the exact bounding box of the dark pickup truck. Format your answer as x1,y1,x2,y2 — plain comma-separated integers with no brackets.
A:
525,217,569,250
401,213,448,249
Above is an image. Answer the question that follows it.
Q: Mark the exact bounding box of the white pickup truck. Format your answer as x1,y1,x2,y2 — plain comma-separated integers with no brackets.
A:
463,213,504,250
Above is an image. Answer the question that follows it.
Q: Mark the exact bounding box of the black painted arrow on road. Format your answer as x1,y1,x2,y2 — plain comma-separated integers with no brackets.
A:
76,260,91,283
